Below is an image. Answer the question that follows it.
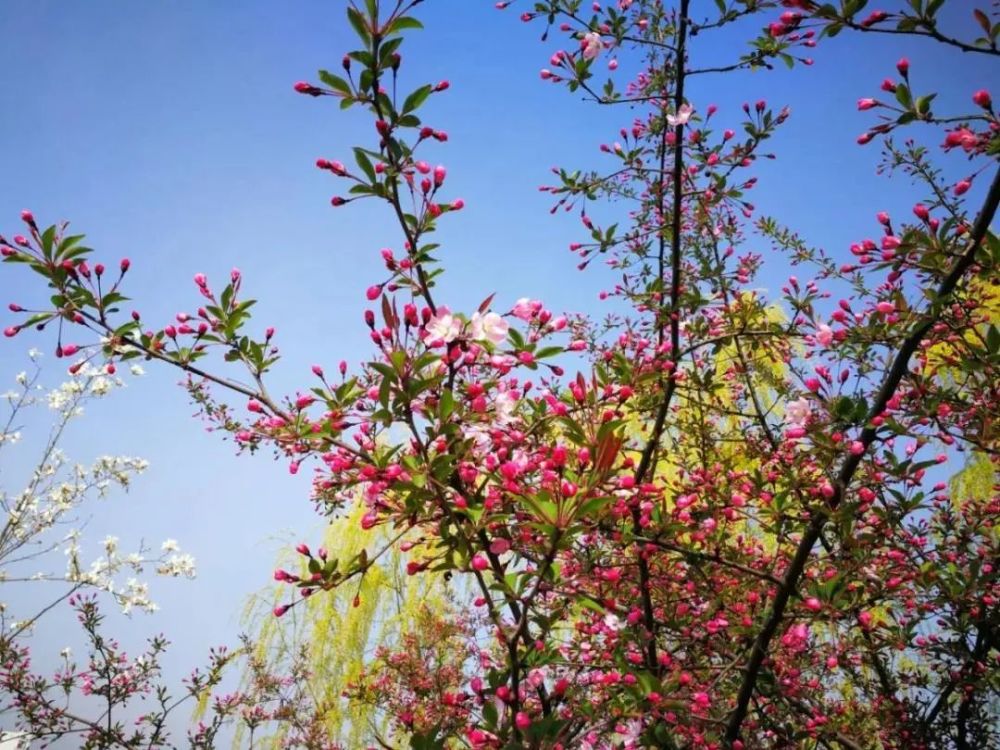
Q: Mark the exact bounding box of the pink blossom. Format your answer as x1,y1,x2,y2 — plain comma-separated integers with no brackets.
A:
425,311,462,343
470,311,509,345
581,32,602,60
512,297,541,321
785,397,811,428
666,103,693,128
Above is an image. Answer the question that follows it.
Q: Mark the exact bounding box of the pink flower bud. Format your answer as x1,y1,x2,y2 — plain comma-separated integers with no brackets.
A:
366,285,382,301
3,326,18,338
312,365,324,377
954,179,972,196
471,554,489,571
896,58,909,76
973,89,992,109
20,210,34,224
293,82,320,96
273,604,290,617
433,165,446,186
120,258,131,273
296,543,311,557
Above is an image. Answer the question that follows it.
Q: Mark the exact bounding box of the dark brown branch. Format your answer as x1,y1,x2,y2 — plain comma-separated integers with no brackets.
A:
629,0,691,677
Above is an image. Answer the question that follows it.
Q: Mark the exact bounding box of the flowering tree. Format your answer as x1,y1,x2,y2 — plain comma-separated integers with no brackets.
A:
3,0,1000,748
0,356,213,746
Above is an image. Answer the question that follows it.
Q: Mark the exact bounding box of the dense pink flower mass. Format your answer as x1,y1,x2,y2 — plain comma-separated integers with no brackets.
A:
1,0,999,748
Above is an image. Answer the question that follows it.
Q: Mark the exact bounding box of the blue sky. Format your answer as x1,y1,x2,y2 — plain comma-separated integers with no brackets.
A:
0,0,995,729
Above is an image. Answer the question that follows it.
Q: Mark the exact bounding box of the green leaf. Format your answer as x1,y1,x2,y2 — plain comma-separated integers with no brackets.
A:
354,148,377,182
40,225,57,260
389,15,424,34
914,93,936,117
346,7,371,44
402,84,433,114
894,83,912,109
986,324,1000,355
438,389,455,421
317,70,351,95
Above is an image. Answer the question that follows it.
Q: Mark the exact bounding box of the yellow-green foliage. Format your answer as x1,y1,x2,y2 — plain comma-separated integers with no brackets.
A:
233,502,452,748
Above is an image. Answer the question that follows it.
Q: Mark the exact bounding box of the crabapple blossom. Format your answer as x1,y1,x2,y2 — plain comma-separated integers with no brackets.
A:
469,311,509,345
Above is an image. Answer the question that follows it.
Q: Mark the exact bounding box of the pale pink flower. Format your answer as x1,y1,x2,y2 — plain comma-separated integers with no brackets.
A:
470,311,509,345
512,297,541,321
425,311,461,343
666,103,693,128
785,397,811,428
815,324,834,347
582,32,602,60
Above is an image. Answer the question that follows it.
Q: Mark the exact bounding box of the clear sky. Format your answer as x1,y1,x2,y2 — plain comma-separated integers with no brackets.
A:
0,0,995,727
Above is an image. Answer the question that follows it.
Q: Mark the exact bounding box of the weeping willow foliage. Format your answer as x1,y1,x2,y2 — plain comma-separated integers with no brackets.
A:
926,277,999,516
232,502,453,748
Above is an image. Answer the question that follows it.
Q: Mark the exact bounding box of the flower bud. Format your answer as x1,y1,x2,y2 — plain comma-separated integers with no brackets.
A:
293,81,321,96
